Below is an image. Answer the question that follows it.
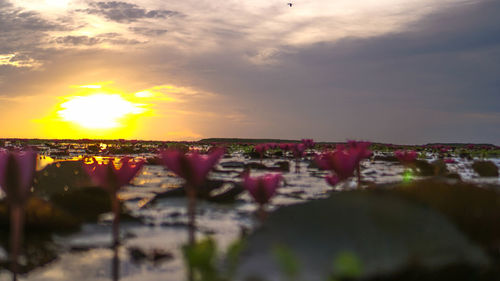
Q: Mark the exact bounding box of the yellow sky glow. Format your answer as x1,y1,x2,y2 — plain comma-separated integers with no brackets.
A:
26,83,218,140
57,93,145,129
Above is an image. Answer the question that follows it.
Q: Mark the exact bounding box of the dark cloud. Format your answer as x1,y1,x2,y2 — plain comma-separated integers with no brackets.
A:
138,0,500,143
79,1,180,23
54,33,142,46
1,0,498,143
0,0,62,54
129,27,168,36
55,35,103,46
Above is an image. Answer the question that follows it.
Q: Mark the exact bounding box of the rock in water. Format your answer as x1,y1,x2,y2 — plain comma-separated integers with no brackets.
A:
236,190,488,281
472,161,499,177
34,160,93,197
0,197,79,232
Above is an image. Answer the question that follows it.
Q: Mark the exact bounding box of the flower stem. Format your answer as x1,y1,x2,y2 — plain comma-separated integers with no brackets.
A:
112,243,120,281
110,192,120,247
357,164,361,188
10,204,24,279
186,186,197,245
258,204,268,224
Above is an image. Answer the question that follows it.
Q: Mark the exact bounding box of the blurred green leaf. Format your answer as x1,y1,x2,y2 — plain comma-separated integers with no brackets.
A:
272,244,300,280
225,238,246,277
332,251,363,279
183,237,218,281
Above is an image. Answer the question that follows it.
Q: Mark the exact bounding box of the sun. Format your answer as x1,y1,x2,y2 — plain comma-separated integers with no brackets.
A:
57,93,145,129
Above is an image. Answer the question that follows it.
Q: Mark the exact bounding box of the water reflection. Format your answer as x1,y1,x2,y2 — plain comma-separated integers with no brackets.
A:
0,231,58,281
112,244,119,281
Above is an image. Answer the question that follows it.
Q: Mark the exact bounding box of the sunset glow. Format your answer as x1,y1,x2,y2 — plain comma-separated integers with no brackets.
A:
0,0,499,279
0,0,497,143
57,93,145,129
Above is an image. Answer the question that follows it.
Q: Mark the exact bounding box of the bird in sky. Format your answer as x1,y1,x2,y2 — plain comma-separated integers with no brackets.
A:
287,2,293,7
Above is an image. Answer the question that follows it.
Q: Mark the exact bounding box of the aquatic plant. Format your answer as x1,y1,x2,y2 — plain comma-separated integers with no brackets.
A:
347,140,372,186
301,138,315,149
0,149,37,277
83,157,144,245
394,150,418,166
279,143,292,151
254,144,269,162
316,149,357,183
330,251,363,281
182,237,246,281
243,173,282,221
348,140,372,162
316,141,372,187
160,148,225,244
272,244,301,281
291,143,306,173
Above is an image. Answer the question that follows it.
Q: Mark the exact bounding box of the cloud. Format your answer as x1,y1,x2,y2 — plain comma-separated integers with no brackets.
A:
0,0,498,143
133,0,500,143
79,1,181,23
129,27,168,36
0,0,71,72
54,35,103,46
53,33,142,46
0,0,63,53
0,53,42,68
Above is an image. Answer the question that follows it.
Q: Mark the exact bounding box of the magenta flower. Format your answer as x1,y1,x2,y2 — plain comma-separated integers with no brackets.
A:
0,149,37,205
301,139,315,149
160,148,224,187
394,150,418,165
325,174,339,186
243,173,282,205
267,143,278,149
347,140,373,162
315,141,371,187
315,149,358,181
159,148,224,244
254,144,269,162
292,143,306,158
83,157,145,193
254,144,268,154
83,157,144,247
279,143,292,151
0,149,37,276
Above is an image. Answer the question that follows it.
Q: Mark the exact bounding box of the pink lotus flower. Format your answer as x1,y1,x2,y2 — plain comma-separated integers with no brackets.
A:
347,140,372,162
254,144,268,153
301,139,315,148
160,148,224,187
267,143,278,149
279,143,292,151
83,157,145,193
325,174,339,186
243,173,282,205
440,147,450,153
0,149,37,205
160,148,224,244
394,150,418,165
292,143,306,158
254,144,269,161
0,149,37,276
315,149,358,181
83,156,144,246
315,141,371,187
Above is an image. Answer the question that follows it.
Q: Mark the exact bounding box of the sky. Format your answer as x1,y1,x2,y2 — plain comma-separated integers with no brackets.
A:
0,0,499,144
